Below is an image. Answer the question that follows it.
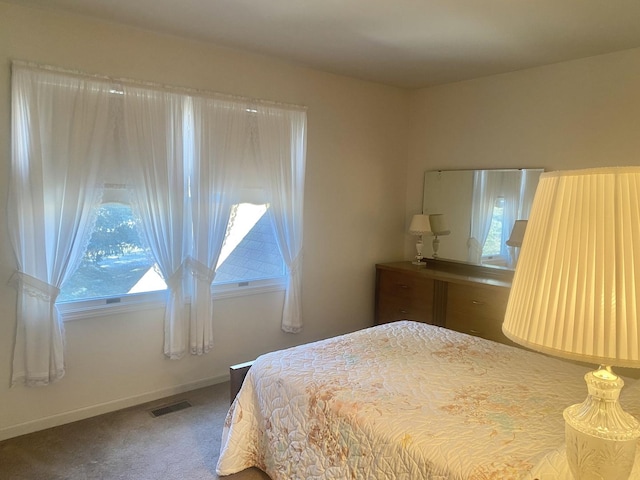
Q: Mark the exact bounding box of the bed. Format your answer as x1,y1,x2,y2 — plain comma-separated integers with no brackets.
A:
216,321,640,479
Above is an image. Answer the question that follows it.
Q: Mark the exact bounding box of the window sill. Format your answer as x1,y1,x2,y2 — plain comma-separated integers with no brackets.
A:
57,277,287,322
481,255,509,267
212,276,287,300
57,291,168,322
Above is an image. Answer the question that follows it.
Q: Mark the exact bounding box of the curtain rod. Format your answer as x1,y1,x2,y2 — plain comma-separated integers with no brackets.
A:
12,59,308,113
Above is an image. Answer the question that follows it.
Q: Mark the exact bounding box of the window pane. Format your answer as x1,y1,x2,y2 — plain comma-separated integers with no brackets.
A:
59,202,286,303
213,203,286,285
58,204,166,303
482,197,505,257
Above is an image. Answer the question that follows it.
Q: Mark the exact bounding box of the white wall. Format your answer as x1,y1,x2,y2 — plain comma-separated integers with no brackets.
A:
405,48,640,257
0,2,409,440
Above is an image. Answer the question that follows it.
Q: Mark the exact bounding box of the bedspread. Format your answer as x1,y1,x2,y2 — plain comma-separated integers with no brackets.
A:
216,321,639,479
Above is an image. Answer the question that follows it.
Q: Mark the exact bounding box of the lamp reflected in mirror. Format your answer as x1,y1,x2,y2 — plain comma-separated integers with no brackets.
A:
429,214,450,258
506,220,527,266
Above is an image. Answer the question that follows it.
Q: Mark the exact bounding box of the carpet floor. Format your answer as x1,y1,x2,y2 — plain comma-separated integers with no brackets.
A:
0,381,271,480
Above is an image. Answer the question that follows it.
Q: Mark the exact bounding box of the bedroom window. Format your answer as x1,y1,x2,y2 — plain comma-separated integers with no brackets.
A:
58,203,164,304
58,202,286,306
470,169,538,268
481,197,508,265
213,203,286,287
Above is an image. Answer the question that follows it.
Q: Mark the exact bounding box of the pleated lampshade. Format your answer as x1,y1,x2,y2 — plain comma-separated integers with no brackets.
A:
503,166,640,368
505,220,527,247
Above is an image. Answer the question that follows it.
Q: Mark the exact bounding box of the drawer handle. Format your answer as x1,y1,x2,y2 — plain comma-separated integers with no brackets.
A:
397,284,410,289
471,300,485,306
399,309,409,314
469,329,482,335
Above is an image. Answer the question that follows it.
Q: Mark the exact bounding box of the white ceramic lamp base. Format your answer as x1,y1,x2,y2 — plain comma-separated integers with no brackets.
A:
565,423,637,480
564,367,640,480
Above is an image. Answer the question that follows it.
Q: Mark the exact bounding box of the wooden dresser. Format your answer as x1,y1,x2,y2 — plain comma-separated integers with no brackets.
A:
375,260,516,346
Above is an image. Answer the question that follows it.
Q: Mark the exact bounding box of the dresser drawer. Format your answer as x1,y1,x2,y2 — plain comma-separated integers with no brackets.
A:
375,268,434,324
376,295,432,324
445,282,511,344
377,269,434,300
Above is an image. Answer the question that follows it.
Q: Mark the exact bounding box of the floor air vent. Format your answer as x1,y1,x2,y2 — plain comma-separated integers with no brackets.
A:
149,400,192,418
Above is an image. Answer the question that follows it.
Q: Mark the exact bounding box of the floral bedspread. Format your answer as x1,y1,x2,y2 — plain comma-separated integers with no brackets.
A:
216,321,638,479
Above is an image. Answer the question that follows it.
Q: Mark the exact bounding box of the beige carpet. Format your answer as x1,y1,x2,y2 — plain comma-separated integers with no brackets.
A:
0,382,271,480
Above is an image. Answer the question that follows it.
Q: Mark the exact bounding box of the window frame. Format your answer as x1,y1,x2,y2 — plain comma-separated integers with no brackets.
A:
58,193,288,320
58,276,287,322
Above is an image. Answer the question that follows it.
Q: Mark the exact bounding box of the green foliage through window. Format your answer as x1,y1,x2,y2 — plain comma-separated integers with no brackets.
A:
84,204,142,263
483,197,505,257
58,204,160,302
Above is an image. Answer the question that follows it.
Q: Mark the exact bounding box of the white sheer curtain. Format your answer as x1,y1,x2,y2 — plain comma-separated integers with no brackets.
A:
8,65,111,386
122,87,191,359
255,107,307,333
518,169,540,220
468,170,501,264
188,97,249,354
10,63,307,376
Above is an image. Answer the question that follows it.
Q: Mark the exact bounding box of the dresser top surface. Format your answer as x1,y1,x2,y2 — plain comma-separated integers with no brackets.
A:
376,261,512,289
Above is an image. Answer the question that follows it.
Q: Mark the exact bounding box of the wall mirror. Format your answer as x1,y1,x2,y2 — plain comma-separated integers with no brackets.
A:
422,168,544,270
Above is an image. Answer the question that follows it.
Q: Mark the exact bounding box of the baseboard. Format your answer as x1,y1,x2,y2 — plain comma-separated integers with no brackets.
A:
0,373,229,442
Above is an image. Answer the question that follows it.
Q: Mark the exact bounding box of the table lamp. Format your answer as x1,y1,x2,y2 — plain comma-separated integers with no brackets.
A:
408,214,431,265
503,167,640,480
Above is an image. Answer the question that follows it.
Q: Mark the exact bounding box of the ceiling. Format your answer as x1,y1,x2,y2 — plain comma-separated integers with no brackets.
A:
8,0,640,88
